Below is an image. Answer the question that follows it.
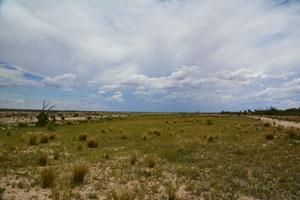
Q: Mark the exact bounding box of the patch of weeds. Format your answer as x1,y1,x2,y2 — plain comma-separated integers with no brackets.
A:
147,155,156,168
130,151,138,165
17,181,25,189
79,133,87,141
87,138,98,148
263,122,271,127
41,167,57,188
72,162,88,185
20,136,25,142
109,126,115,132
39,152,48,166
265,132,274,140
7,130,10,136
29,134,39,145
40,134,49,144
206,119,213,125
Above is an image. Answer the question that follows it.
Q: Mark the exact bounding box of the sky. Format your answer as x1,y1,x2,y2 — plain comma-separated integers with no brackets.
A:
0,0,299,112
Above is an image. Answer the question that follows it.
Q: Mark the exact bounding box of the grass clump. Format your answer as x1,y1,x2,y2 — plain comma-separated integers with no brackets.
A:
39,152,48,166
29,134,38,145
72,162,88,184
79,133,87,141
265,132,274,140
111,185,136,200
40,134,49,144
263,122,271,127
285,127,298,139
148,128,161,136
147,155,156,168
130,151,138,165
207,136,214,142
53,151,60,160
87,138,98,148
206,119,213,125
49,133,56,140
142,134,147,141
78,144,83,151
121,132,128,140
41,167,57,188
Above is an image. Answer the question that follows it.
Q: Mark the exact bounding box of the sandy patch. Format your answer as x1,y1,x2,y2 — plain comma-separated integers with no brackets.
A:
249,116,300,129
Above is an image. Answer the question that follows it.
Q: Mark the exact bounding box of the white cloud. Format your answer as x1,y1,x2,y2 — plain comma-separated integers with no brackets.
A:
105,91,124,102
0,67,38,88
42,74,76,90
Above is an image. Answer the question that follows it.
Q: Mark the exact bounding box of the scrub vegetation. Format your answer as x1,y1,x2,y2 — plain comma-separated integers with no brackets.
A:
0,113,299,199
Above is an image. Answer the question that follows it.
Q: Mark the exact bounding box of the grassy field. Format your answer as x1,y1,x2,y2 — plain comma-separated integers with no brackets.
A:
0,114,299,199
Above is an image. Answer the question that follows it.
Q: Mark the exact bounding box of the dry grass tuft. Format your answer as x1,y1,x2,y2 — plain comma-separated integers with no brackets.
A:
79,133,87,141
130,151,138,165
87,138,98,148
285,127,299,139
49,133,56,140
263,122,271,127
72,162,88,184
41,167,57,188
40,134,49,144
147,155,156,168
54,151,60,160
78,144,83,151
39,152,48,166
148,128,162,136
121,132,128,140
111,185,136,200
265,132,274,140
142,134,147,141
29,134,39,145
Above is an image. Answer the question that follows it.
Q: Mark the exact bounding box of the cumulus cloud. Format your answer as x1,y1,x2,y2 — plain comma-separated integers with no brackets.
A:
42,73,76,90
105,91,124,102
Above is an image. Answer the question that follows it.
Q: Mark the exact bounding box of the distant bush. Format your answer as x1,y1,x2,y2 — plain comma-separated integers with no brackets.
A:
60,115,65,121
142,134,147,141
41,167,57,188
72,162,88,184
73,113,79,117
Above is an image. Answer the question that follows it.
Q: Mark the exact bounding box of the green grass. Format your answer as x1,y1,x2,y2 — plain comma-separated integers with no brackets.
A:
0,114,299,199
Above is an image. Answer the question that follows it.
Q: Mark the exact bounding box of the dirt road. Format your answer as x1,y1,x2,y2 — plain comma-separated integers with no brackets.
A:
250,116,300,129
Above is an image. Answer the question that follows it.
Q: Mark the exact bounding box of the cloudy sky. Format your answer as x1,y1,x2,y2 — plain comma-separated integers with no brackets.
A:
0,0,299,112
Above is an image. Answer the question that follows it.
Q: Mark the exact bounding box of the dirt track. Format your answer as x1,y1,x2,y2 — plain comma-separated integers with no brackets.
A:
250,116,300,129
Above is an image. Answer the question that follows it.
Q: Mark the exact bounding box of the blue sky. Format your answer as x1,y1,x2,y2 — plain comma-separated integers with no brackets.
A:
0,0,299,112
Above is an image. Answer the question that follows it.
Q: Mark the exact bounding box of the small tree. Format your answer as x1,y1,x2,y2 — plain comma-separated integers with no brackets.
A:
36,101,55,126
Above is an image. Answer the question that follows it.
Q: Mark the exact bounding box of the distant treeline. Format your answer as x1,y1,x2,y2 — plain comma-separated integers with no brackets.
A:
221,107,300,116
